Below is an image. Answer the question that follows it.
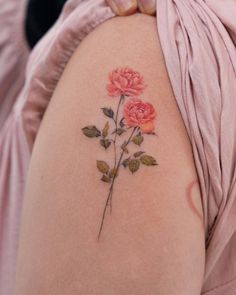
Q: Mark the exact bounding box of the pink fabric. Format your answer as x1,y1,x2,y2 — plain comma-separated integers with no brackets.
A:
0,0,236,294
0,0,29,131
0,0,30,294
157,1,236,292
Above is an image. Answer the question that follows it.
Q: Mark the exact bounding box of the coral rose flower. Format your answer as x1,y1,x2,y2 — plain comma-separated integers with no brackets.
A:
123,98,156,133
107,67,146,97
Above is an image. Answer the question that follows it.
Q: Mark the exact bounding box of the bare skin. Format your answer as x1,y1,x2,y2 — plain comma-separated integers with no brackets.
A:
15,14,205,295
186,179,204,229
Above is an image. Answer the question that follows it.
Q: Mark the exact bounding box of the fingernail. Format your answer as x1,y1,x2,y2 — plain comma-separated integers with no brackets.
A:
138,0,156,15
108,0,137,16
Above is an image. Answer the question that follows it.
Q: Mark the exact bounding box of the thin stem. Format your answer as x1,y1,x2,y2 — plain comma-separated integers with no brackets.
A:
97,172,116,240
113,95,124,167
108,178,115,213
109,126,138,210
97,126,138,240
115,95,124,122
117,126,138,169
110,94,124,211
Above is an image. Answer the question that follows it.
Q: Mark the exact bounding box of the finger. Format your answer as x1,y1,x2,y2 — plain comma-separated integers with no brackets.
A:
106,0,138,16
138,0,156,15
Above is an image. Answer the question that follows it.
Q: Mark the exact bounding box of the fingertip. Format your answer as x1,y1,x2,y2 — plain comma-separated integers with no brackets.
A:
138,0,156,15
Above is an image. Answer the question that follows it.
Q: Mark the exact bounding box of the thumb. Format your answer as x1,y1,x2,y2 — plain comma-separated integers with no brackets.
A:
106,0,138,16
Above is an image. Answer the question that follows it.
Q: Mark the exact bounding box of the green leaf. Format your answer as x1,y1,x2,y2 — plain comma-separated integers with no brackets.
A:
101,174,111,183
97,160,110,174
132,135,144,146
108,167,118,178
117,128,126,136
111,128,126,136
102,121,109,137
128,159,140,174
100,139,111,150
121,141,129,154
82,125,101,138
119,117,125,128
122,157,131,168
101,107,114,118
133,151,145,158
140,155,158,166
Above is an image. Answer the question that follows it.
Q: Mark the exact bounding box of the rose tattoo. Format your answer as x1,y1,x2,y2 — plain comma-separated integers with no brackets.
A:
81,67,158,240
107,67,145,97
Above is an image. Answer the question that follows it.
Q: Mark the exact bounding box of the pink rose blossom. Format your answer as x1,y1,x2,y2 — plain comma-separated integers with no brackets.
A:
107,67,145,97
123,98,156,133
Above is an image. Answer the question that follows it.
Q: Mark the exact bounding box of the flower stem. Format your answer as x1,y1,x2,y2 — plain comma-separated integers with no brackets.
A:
113,95,124,167
97,126,138,240
97,168,118,240
109,126,137,211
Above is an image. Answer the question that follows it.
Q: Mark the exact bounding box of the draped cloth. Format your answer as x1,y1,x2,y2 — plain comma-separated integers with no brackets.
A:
0,0,235,294
156,1,236,292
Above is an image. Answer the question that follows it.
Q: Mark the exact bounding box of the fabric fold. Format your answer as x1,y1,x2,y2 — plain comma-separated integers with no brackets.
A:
156,0,236,290
0,0,29,131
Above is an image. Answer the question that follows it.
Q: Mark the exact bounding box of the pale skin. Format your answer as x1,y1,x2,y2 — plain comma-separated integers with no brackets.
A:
186,179,204,229
15,14,205,295
106,0,156,16
80,66,159,240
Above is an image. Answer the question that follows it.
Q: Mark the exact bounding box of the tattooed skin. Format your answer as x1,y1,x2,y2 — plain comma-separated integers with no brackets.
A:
82,67,158,240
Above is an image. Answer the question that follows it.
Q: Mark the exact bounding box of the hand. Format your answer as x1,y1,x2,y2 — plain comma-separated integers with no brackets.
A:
106,0,156,16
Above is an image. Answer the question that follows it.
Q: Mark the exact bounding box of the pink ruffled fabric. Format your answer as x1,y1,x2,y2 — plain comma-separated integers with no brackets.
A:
0,0,236,294
0,0,29,131
0,0,30,293
157,1,236,292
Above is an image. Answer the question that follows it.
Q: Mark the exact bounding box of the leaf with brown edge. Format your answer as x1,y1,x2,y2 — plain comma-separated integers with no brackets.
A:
101,107,114,119
82,126,101,138
132,135,144,146
100,139,111,150
112,128,126,136
123,147,129,153
121,141,129,154
122,156,131,168
140,155,158,166
128,159,140,174
102,121,109,137
117,128,126,136
133,151,145,158
109,167,118,178
97,160,110,174
119,117,125,128
101,174,111,183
